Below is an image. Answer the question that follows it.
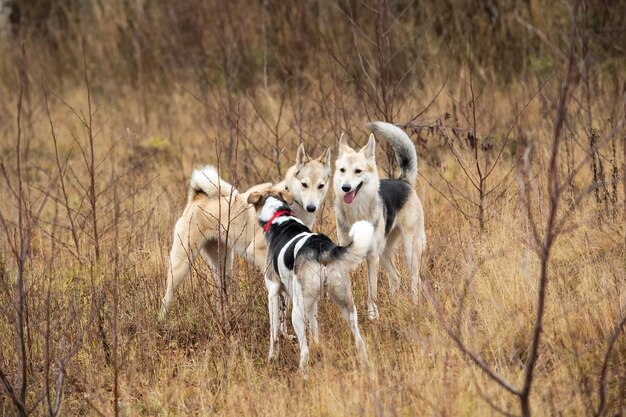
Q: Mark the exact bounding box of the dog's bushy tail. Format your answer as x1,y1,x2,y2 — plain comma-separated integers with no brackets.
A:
368,121,418,187
319,221,374,269
188,165,238,203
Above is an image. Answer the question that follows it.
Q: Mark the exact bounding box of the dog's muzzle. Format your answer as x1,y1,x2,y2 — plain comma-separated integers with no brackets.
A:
306,204,317,213
342,182,363,204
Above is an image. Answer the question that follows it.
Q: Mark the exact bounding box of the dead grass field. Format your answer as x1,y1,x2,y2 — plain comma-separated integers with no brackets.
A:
1,1,625,416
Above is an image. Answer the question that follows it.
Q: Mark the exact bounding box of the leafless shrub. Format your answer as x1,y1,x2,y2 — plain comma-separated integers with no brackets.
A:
422,4,610,416
0,1,624,415
0,44,97,417
406,74,543,233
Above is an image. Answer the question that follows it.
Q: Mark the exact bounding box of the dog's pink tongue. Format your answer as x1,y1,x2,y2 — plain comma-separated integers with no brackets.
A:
343,190,356,204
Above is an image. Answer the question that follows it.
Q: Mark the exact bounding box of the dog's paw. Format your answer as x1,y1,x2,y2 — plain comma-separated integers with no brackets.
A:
268,352,279,363
367,304,379,320
410,283,422,304
359,356,371,372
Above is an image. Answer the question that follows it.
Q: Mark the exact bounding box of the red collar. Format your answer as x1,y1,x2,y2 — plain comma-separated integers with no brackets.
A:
263,210,294,233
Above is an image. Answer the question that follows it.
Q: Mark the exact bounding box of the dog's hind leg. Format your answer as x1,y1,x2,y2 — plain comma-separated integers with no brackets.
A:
327,271,368,367
265,273,281,361
226,249,236,299
279,294,290,338
218,243,235,294
203,240,235,309
160,221,203,319
306,300,319,344
404,230,425,303
304,274,322,344
291,276,310,369
366,254,380,320
202,240,221,286
381,230,401,295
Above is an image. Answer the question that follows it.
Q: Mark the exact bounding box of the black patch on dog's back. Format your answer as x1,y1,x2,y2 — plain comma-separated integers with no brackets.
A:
379,179,411,235
298,234,346,264
282,237,299,271
268,220,347,274
269,220,309,274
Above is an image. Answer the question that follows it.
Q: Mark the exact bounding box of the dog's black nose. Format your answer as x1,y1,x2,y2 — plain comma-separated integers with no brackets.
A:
306,205,316,213
341,184,351,192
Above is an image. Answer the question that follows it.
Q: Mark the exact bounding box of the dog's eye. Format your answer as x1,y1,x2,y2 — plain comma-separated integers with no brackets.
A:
301,182,308,188
355,169,362,174
340,168,346,173
318,183,324,189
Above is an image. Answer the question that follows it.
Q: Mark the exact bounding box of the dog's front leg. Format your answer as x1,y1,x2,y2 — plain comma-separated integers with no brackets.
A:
335,216,350,246
366,254,380,320
250,241,267,272
265,274,281,361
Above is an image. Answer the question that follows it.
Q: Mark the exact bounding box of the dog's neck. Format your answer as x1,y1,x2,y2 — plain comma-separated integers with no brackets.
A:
262,209,294,233
274,163,325,229
277,184,316,229
258,195,288,219
289,197,316,228
259,200,307,238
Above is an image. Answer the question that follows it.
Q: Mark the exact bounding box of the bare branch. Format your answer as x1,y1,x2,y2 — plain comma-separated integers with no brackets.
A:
595,308,626,417
422,280,521,396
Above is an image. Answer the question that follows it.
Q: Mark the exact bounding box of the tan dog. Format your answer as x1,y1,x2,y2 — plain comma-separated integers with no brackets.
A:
333,122,426,320
160,145,332,318
274,144,332,227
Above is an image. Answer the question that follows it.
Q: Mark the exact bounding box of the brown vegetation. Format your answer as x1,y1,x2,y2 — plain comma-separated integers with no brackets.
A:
0,0,625,415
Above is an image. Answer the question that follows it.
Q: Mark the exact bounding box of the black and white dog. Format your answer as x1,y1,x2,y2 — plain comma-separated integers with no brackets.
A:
247,189,373,369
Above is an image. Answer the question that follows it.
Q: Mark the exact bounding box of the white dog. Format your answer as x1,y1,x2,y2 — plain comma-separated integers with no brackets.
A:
333,122,426,320
248,188,372,369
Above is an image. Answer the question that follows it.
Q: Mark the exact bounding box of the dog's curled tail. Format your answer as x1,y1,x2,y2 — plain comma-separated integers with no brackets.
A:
368,121,418,187
325,220,374,270
188,165,238,203
346,220,375,260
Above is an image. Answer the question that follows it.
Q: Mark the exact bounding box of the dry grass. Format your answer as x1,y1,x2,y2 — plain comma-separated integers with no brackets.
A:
0,76,624,416
1,3,626,414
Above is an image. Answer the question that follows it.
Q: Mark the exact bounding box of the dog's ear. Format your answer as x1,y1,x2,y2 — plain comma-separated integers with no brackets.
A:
247,192,263,206
338,132,352,156
278,190,293,205
296,143,310,165
360,134,376,160
319,147,331,167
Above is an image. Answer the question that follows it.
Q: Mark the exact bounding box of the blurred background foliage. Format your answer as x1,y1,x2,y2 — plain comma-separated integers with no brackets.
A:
1,0,624,93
